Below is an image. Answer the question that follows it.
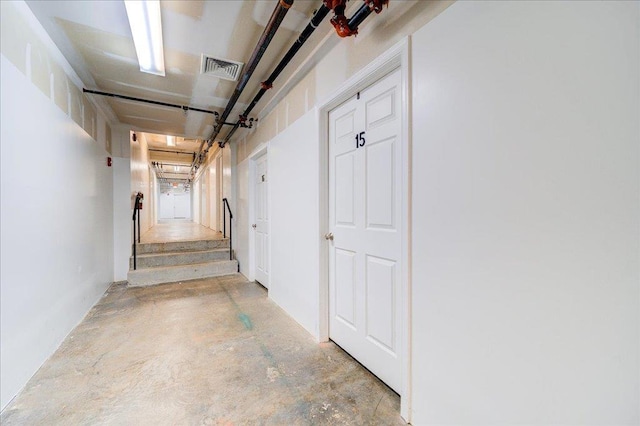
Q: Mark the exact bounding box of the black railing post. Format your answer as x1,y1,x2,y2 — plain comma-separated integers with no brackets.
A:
223,207,227,238
229,213,233,261
132,214,137,270
132,192,143,270
222,198,234,265
137,207,141,243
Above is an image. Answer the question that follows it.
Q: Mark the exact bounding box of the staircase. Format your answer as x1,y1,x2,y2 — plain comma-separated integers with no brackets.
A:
127,238,238,287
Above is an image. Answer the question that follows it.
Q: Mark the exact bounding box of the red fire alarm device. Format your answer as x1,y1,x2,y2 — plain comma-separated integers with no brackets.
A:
107,157,112,167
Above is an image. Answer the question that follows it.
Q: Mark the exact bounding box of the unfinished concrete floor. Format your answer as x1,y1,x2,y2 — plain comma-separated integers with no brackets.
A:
1,275,405,425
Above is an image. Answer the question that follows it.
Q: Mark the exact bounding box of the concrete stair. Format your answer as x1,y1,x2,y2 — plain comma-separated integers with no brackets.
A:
127,239,238,287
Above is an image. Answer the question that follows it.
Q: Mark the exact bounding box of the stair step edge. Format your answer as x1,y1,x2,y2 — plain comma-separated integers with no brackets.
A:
129,259,237,273
132,248,232,258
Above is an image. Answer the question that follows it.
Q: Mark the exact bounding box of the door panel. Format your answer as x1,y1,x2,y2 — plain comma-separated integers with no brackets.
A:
366,137,395,229
335,153,356,226
328,69,402,393
365,255,396,352
335,248,356,327
366,87,396,129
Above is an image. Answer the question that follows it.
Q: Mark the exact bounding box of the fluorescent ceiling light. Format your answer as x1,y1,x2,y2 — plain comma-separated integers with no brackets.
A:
174,166,179,172
167,135,175,146
124,0,165,76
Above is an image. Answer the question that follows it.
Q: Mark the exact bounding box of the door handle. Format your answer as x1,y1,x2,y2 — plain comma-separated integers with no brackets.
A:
324,232,334,241
252,224,257,229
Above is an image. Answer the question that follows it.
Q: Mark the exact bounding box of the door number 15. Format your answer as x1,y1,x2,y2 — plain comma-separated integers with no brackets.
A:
355,131,366,149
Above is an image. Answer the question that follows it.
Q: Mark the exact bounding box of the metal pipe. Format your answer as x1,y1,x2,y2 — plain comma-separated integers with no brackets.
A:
83,89,218,115
347,3,373,30
151,162,191,167
220,3,331,147
149,149,195,155
190,0,294,178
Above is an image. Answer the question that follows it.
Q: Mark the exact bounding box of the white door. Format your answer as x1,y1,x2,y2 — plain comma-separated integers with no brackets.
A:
328,69,403,392
253,153,269,287
174,193,191,219
209,163,217,232
159,193,174,219
216,154,223,232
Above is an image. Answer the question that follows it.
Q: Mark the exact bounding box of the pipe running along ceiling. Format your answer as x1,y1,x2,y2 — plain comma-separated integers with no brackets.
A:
188,0,390,182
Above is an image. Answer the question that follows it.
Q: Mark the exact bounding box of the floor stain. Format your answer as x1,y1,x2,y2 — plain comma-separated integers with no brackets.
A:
237,313,252,330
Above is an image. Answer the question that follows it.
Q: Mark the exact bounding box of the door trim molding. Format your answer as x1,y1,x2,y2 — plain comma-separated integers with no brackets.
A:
317,37,412,422
248,144,269,284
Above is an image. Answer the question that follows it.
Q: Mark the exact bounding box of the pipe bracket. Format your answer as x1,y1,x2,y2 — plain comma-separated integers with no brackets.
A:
366,0,388,13
331,14,357,37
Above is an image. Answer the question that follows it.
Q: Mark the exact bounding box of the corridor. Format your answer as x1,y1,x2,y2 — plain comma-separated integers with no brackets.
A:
2,0,638,423
0,274,404,425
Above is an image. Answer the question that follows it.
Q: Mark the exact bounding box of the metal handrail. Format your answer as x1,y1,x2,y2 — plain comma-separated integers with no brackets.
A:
222,197,238,268
222,198,233,262
132,192,143,270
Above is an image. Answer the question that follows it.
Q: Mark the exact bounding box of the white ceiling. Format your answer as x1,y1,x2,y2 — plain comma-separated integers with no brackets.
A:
24,0,429,181
25,0,320,141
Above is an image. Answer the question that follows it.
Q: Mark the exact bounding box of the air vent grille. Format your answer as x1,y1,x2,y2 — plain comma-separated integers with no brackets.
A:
200,55,244,81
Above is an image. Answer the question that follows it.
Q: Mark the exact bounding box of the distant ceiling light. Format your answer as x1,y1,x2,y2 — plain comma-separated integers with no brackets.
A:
167,135,175,146
174,166,179,172
124,0,165,76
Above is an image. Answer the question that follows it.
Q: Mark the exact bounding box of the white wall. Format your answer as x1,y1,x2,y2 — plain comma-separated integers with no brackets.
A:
411,1,639,424
191,144,232,235
234,152,251,279
192,178,201,224
0,1,114,408
113,156,132,282
267,111,321,336
112,125,132,283
234,112,321,337
130,132,154,235
201,168,209,227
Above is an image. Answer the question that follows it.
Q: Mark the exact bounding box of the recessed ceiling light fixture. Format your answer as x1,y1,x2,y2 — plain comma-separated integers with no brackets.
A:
167,135,175,146
124,0,165,76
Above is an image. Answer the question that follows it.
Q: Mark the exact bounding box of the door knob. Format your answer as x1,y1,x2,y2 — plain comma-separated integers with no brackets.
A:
324,232,334,241
252,224,257,229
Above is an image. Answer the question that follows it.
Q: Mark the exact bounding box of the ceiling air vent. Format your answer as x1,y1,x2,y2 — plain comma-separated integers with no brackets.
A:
200,55,244,81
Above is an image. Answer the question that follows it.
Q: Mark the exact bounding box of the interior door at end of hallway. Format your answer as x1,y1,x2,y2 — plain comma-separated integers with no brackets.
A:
328,69,403,393
174,193,191,219
254,153,269,287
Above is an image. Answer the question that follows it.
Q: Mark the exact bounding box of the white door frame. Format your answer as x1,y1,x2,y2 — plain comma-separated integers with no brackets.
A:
317,37,412,422
248,143,269,284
